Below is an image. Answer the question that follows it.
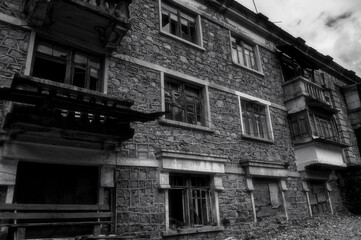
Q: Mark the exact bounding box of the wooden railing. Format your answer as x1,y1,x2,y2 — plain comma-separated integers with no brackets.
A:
0,204,111,227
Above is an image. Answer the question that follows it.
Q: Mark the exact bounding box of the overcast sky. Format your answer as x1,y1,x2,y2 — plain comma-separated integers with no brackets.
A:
238,0,361,77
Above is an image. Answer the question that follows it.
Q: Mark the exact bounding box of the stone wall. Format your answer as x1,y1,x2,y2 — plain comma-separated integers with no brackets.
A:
0,22,29,128
115,167,165,239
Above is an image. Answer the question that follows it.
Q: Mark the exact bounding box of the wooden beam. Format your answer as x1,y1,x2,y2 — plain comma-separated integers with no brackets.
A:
0,212,111,220
0,221,112,228
0,204,110,211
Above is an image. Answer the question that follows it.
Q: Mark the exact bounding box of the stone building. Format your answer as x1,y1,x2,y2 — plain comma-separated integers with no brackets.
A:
0,0,360,239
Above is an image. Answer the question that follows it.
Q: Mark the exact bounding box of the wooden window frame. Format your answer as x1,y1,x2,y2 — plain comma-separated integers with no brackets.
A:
160,0,203,48
231,35,261,72
31,39,103,92
164,76,204,126
168,174,215,229
240,99,272,140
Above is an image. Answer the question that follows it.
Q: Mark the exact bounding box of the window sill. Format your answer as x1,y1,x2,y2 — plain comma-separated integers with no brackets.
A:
159,118,214,133
160,30,205,51
162,225,224,237
241,134,274,144
232,62,264,77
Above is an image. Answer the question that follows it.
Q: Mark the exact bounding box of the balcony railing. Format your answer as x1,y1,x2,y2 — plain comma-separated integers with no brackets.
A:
283,76,329,103
0,204,111,227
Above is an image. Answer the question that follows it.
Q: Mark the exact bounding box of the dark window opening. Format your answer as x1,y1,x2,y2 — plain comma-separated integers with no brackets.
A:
169,174,214,229
165,77,204,126
161,1,198,44
14,162,98,204
241,100,270,139
32,40,103,91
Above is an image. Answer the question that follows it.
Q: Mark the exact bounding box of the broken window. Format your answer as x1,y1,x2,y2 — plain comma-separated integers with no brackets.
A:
253,178,283,218
241,100,271,140
32,40,103,91
161,1,199,44
164,76,204,126
231,36,259,71
169,174,215,229
309,181,330,215
289,110,339,142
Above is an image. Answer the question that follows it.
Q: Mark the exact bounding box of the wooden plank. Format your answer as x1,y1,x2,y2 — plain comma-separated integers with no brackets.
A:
0,211,112,220
0,204,110,211
0,220,112,227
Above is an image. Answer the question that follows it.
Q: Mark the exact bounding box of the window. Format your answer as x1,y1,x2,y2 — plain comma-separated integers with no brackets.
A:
309,113,338,141
161,1,201,45
164,76,204,126
231,36,260,71
169,174,215,229
241,100,271,140
308,181,330,215
253,178,283,218
32,40,103,91
290,111,339,142
289,111,310,141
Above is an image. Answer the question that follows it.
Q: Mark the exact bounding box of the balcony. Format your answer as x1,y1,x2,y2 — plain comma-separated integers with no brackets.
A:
24,0,132,52
294,141,346,171
289,110,347,146
0,74,164,148
283,76,336,114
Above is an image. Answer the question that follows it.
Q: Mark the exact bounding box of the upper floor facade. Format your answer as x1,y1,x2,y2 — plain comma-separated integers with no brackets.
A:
0,0,361,239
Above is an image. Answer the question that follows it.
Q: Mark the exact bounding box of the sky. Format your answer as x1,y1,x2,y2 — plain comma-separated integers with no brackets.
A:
238,0,361,77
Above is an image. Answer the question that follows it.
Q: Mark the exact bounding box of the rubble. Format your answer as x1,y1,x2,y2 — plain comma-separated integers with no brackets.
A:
251,213,361,240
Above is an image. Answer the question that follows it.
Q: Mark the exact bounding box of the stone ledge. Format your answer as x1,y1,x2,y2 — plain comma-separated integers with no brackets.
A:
232,61,264,77
241,133,274,144
159,30,205,51
158,118,214,133
162,225,224,237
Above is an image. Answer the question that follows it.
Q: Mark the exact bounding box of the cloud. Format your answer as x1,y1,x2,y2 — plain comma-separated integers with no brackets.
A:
237,0,361,76
325,11,353,28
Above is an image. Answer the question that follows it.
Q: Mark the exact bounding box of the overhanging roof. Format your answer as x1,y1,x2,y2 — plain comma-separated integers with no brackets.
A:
277,44,320,69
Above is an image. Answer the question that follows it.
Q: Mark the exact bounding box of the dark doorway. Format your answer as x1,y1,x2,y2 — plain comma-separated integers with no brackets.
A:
15,162,98,204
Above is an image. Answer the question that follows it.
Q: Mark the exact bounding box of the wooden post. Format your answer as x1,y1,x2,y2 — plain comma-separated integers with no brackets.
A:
250,191,257,223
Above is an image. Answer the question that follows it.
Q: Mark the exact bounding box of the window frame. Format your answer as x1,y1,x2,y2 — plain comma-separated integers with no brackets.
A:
168,174,215,229
30,38,105,92
230,33,263,74
159,0,204,49
289,110,339,143
160,72,212,131
238,96,274,142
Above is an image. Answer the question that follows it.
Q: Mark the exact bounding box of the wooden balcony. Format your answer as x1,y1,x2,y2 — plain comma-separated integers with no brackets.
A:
0,74,164,147
24,0,132,52
283,76,336,114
